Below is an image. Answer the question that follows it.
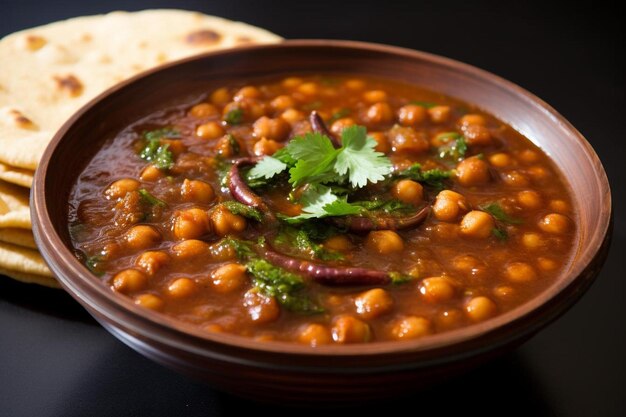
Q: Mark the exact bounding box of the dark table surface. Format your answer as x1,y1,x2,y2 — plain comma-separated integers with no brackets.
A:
1,1,624,416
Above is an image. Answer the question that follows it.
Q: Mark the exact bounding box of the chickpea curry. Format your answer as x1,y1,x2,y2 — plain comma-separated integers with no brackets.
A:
68,75,576,345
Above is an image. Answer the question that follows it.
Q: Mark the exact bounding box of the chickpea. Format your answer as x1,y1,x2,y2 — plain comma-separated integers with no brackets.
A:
489,153,513,168
196,121,225,140
253,138,282,156
527,166,550,182
390,316,431,340
105,178,140,200
363,90,387,103
297,82,319,95
432,190,468,222
243,290,280,323
518,149,540,163
462,124,492,146
419,277,456,303
369,131,390,153
233,86,261,101
282,77,303,88
522,232,544,249
140,165,163,182
397,104,427,126
538,213,570,234
214,134,239,157
135,251,170,276
459,114,487,127
391,179,424,205
388,126,429,153
505,262,537,282
125,225,161,250
538,257,558,271
428,105,451,123
210,87,231,105
344,79,365,90
189,103,219,118
460,211,495,239
493,285,514,299
465,296,497,321
210,206,247,236
181,179,215,204
280,108,305,124
298,323,332,346
436,309,463,330
172,208,211,240
517,190,542,210
171,239,209,260
323,235,353,252
502,171,530,187
223,99,265,121
208,240,237,262
167,277,197,298
134,293,164,311
354,288,394,319
366,230,404,254
270,95,295,112
112,269,147,294
431,223,459,240
330,117,356,135
252,116,290,141
211,263,247,293
456,157,490,186
160,139,186,157
331,315,371,343
452,255,486,277
549,199,570,213
365,102,393,124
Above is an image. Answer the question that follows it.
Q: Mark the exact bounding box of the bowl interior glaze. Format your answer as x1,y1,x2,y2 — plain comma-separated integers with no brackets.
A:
32,40,611,372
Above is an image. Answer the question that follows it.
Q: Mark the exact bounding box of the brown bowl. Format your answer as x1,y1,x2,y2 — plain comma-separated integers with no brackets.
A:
31,40,611,403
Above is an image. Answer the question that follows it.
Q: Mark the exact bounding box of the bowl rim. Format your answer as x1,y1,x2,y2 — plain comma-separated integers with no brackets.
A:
32,39,612,359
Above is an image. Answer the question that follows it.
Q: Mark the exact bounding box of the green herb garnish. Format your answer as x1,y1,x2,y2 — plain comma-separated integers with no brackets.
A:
410,100,437,108
247,259,324,314
492,227,508,241
224,108,244,125
138,128,179,170
480,203,523,224
138,189,166,207
329,108,351,124
436,132,467,162
220,201,263,222
396,163,452,191
85,255,104,276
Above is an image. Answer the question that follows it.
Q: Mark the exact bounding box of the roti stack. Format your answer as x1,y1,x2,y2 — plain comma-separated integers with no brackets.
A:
0,9,282,287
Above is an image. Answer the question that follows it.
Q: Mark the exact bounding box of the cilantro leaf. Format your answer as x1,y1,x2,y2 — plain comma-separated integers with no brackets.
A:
138,128,178,170
224,108,244,125
410,100,437,109
282,184,363,224
138,189,166,207
492,227,508,240
397,163,452,190
247,259,324,314
220,201,263,222
248,156,287,180
334,126,392,188
436,132,467,162
287,133,340,186
480,203,523,224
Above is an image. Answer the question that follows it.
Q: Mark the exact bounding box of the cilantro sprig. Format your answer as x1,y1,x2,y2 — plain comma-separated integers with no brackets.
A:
138,128,179,170
248,126,392,189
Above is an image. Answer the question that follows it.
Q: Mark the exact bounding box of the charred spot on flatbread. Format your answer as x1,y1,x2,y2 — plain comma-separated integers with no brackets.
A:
185,29,222,46
53,74,84,97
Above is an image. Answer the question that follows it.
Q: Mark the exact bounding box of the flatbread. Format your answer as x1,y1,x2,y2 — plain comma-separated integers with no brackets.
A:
0,241,51,277
0,228,37,249
0,180,31,229
0,162,33,188
0,267,59,288
0,9,282,170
